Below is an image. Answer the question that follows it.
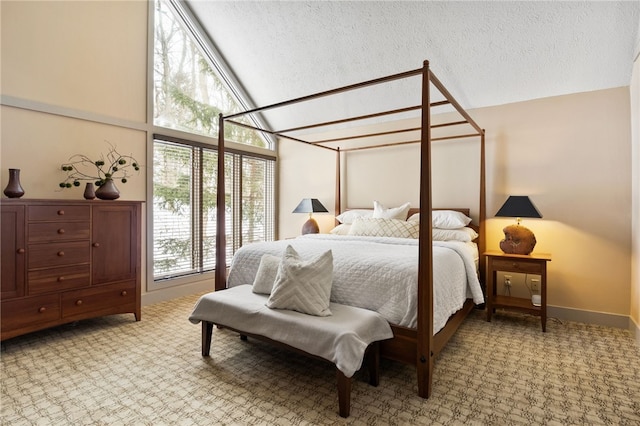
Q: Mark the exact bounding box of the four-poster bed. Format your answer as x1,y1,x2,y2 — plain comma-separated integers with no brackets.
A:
200,60,486,403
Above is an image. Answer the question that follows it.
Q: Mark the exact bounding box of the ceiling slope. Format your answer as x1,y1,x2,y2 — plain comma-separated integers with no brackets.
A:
186,1,640,131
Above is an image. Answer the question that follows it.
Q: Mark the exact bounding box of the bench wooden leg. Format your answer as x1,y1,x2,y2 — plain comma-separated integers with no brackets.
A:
367,341,380,386
336,369,351,418
202,321,213,356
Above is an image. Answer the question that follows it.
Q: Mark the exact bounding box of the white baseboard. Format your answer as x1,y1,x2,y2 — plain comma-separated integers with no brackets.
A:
548,305,630,329
631,316,640,345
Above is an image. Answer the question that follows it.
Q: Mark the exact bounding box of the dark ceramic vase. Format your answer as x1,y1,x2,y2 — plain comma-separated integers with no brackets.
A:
83,182,96,200
3,168,25,198
95,178,120,200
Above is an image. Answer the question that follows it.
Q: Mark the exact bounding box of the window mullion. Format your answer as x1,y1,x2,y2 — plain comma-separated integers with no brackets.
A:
191,147,202,272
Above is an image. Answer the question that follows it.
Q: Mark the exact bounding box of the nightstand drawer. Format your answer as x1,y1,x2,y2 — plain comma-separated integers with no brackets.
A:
491,259,543,274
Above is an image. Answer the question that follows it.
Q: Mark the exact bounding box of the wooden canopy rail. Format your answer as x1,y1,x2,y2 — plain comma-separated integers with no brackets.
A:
215,60,486,400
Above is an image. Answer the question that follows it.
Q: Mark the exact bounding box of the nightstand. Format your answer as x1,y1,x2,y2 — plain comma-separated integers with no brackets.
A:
484,250,552,331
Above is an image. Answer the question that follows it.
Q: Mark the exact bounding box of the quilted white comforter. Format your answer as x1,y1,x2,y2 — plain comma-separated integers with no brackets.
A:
227,234,484,333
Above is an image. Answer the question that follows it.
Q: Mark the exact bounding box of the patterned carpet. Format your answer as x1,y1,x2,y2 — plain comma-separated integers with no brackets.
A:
1,293,639,425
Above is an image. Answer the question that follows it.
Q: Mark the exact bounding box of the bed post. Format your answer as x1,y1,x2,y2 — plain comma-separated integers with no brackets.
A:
478,130,487,285
417,60,434,398
335,147,341,225
215,113,227,291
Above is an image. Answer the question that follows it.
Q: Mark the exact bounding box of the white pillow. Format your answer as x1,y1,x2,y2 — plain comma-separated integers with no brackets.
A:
335,209,373,224
266,245,333,316
348,217,419,239
329,223,351,235
252,254,281,295
432,227,479,242
410,210,472,229
372,201,411,220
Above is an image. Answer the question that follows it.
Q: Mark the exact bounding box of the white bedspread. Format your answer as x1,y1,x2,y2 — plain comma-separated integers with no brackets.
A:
227,234,484,333
189,285,394,378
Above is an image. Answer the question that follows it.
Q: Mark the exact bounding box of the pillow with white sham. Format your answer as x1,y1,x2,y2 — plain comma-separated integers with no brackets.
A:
329,223,351,235
372,201,411,220
266,245,333,316
335,209,373,224
408,210,473,229
252,254,281,295
348,217,419,239
432,227,479,242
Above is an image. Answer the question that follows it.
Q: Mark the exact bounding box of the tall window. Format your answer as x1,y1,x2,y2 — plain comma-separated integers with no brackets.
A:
152,0,275,283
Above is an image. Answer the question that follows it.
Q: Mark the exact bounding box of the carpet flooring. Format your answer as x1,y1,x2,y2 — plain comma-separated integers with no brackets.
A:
1,293,639,425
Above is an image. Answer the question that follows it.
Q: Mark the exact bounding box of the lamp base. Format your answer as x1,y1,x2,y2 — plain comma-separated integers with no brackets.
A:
499,224,536,255
301,217,320,235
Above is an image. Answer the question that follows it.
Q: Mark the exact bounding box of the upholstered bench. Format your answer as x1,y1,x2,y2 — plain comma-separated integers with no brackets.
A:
189,285,394,417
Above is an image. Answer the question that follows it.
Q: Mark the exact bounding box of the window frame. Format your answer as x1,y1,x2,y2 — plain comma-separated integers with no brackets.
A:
147,0,278,292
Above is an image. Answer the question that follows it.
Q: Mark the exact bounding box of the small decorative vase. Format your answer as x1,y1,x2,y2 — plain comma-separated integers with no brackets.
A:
95,178,120,200
83,182,96,200
3,168,25,198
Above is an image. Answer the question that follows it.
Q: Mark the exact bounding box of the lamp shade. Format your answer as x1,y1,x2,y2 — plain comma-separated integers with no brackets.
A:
495,196,542,219
292,198,328,214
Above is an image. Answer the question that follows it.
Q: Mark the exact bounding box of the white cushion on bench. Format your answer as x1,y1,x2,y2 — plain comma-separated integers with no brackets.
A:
189,285,394,377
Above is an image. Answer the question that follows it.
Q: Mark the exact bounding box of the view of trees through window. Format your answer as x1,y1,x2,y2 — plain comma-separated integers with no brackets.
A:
152,0,275,282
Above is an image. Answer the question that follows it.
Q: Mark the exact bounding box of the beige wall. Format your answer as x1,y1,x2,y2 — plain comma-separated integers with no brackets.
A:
631,54,640,336
280,87,633,320
1,0,147,199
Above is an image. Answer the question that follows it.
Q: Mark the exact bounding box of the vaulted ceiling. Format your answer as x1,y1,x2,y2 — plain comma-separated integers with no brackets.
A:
186,1,640,131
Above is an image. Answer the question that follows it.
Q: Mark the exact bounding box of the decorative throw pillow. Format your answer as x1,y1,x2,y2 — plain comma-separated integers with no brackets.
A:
266,245,334,316
252,254,281,295
372,201,411,220
348,217,419,239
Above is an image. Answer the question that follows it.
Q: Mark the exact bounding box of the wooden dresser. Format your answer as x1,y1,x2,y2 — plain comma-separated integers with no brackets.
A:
1,199,142,341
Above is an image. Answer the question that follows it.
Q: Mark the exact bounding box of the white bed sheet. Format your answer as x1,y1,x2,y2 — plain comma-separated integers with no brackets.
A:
227,234,484,333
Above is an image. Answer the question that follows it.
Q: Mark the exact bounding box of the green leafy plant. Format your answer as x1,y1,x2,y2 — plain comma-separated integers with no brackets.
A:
59,143,141,189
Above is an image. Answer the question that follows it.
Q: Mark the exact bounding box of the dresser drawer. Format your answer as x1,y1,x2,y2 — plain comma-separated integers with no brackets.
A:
1,294,61,332
28,221,91,243
28,205,90,222
28,241,90,269
62,281,136,319
491,259,543,274
28,265,90,295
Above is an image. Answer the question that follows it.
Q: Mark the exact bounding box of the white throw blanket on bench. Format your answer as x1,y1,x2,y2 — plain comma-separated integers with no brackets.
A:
189,285,394,377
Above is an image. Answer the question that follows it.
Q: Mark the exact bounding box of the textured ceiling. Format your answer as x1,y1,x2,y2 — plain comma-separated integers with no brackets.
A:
186,1,640,131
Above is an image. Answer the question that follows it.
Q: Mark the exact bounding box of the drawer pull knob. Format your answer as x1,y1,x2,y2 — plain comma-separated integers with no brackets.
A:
17,248,25,254
75,300,83,306
57,276,65,282
121,290,127,296
57,251,65,257
57,210,65,215
38,307,46,313
58,228,65,234
93,243,100,248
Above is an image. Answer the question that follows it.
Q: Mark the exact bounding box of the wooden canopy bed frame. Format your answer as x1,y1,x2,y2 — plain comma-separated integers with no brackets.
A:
213,60,486,399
